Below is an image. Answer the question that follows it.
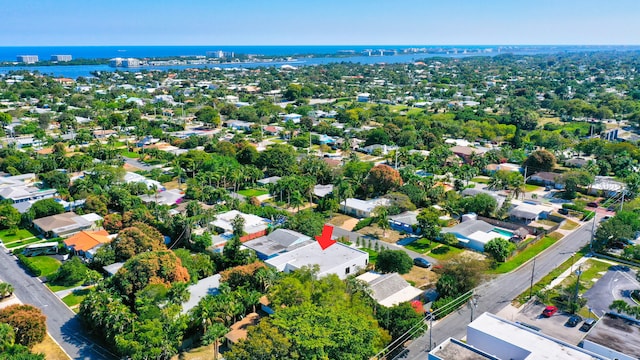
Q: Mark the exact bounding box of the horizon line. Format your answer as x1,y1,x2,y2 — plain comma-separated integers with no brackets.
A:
2,44,640,47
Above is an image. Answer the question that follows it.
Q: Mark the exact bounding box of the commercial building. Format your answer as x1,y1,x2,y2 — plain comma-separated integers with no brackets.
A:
17,55,39,64
429,312,607,360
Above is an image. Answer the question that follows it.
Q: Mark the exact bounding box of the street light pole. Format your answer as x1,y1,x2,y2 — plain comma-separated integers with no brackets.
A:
469,296,478,323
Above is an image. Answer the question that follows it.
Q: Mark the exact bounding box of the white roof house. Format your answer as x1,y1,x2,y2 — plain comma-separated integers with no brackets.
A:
0,185,57,204
340,198,392,218
139,189,185,206
265,242,369,280
243,229,312,260
210,210,269,236
356,272,423,307
123,172,164,190
589,176,625,196
509,202,553,222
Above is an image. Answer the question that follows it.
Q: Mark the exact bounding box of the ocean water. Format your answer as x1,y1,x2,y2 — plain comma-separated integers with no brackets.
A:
0,45,637,78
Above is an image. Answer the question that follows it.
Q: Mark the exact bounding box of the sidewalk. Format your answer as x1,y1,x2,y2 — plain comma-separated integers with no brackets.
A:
54,284,91,299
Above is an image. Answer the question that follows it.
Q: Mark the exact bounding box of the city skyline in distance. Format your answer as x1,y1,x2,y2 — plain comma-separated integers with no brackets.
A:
3,0,640,46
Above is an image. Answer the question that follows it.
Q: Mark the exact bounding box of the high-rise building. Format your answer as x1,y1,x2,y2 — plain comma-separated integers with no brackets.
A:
16,55,39,64
51,55,72,62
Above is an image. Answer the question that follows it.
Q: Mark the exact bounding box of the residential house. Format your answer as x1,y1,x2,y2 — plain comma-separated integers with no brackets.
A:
226,120,254,131
460,188,507,209
449,145,486,164
313,184,334,198
509,201,552,223
92,129,118,139
528,171,562,188
388,211,419,234
210,210,269,242
484,163,522,174
103,262,125,276
356,272,423,307
225,313,261,347
243,229,313,260
340,198,392,218
0,186,57,205
357,93,370,102
360,144,398,155
283,113,302,123
265,241,369,280
589,176,625,197
441,217,512,252
256,176,281,186
33,212,103,238
139,189,185,206
181,274,221,314
123,172,164,190
63,230,112,259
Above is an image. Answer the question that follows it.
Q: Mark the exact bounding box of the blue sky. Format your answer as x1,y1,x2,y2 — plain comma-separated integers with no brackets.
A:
3,0,640,46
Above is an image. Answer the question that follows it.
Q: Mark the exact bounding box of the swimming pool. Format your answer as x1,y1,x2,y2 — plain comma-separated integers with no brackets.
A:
492,228,515,237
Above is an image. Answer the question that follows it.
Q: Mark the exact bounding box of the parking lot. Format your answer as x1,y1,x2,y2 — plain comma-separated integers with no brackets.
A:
584,266,640,318
511,301,588,345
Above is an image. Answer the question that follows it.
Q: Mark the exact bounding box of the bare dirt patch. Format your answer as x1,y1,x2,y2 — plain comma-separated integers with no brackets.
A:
359,225,404,243
402,267,438,289
32,334,71,360
328,214,358,229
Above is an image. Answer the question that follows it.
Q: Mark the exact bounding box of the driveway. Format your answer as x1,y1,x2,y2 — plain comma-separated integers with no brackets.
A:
0,249,116,359
584,266,640,317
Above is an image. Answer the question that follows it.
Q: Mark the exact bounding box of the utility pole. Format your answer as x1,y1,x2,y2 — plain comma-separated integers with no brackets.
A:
589,213,597,252
529,256,536,299
620,191,625,212
469,296,478,322
573,266,583,314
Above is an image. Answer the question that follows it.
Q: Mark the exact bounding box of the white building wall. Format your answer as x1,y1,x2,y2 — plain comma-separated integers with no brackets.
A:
322,252,369,280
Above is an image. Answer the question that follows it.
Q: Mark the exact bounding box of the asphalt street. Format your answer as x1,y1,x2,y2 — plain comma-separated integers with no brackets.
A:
0,249,115,360
585,267,640,317
400,218,595,359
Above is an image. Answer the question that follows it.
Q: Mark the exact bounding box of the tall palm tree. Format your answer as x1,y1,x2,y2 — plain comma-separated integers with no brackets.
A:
375,206,390,238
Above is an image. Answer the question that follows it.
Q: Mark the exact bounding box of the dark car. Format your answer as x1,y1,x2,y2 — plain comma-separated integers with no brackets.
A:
413,258,431,268
607,206,616,212
587,202,598,208
580,318,596,332
566,315,582,327
558,208,569,215
542,305,558,317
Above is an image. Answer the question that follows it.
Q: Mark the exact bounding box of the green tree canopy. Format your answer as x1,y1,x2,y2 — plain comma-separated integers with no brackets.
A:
375,250,413,274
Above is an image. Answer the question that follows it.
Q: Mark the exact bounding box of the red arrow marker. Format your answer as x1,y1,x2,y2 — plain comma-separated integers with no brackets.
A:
316,224,336,250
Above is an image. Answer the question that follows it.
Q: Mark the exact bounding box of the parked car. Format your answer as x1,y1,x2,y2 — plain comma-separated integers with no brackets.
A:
566,315,582,327
607,206,616,212
587,202,598,208
542,305,558,317
413,257,431,268
580,318,596,331
558,208,569,215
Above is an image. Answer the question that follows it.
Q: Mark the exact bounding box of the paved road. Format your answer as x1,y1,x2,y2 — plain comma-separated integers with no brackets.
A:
122,156,156,171
585,267,640,317
0,249,116,360
400,218,596,359
330,225,438,265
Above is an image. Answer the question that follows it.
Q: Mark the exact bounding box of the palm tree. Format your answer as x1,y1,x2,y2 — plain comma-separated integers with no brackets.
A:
336,177,354,214
205,322,227,360
0,282,14,298
290,191,305,212
374,206,390,238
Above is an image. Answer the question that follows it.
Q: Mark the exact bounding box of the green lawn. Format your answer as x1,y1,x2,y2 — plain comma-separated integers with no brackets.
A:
47,281,84,292
427,245,464,261
0,228,37,243
490,236,559,274
120,149,139,158
238,188,269,197
524,184,542,192
560,220,580,231
515,246,590,305
361,248,379,264
28,256,61,278
471,177,490,184
6,238,44,250
62,289,91,307
404,238,438,254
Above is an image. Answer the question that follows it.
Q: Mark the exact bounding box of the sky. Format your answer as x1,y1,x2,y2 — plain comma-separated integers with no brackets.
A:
2,0,640,46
